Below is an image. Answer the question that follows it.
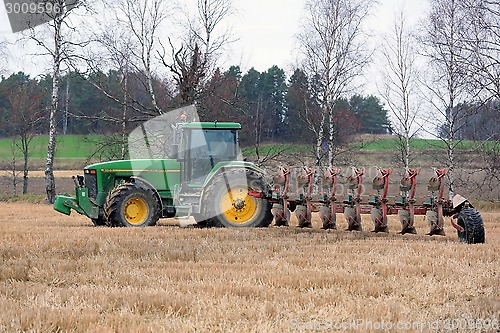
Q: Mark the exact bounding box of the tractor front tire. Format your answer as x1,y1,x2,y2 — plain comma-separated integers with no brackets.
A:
202,169,273,228
458,207,485,244
104,183,160,227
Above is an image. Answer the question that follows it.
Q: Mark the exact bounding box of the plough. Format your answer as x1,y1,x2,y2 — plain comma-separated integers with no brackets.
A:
267,167,453,235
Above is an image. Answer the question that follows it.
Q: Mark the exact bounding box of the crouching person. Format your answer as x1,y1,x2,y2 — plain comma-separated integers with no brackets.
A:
450,194,485,244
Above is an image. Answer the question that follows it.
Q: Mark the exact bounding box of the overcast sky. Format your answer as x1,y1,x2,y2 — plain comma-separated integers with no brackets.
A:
0,0,435,137
228,0,428,74
1,0,428,78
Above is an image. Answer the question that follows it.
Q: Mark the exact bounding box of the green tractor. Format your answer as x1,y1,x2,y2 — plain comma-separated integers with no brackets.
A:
54,117,273,228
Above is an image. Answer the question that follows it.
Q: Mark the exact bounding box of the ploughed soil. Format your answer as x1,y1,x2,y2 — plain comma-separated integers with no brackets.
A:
0,170,78,197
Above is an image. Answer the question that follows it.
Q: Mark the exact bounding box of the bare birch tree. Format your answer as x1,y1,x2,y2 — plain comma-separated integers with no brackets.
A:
297,0,372,170
379,4,422,170
459,0,499,102
112,0,169,115
25,0,86,203
0,39,8,75
419,0,472,199
453,0,499,197
161,0,234,105
77,0,173,158
94,27,137,158
86,0,170,117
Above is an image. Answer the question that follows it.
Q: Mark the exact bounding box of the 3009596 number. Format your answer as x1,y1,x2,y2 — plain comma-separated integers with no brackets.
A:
5,1,61,15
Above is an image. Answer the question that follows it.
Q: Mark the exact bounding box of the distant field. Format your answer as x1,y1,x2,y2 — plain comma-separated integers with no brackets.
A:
241,144,311,157
242,137,498,156
1,135,497,161
358,137,498,151
0,135,107,159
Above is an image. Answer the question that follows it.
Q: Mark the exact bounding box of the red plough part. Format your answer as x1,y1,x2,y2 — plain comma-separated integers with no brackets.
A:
424,168,448,236
319,167,341,229
295,167,315,228
395,169,419,234
369,168,392,233
270,167,291,226
343,167,365,231
267,166,454,236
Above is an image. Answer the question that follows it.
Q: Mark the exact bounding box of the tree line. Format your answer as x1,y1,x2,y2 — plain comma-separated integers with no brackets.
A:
0,67,392,144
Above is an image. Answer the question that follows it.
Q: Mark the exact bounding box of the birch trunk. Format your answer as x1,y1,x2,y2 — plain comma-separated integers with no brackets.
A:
327,105,334,167
22,136,29,195
45,12,62,204
447,95,455,199
314,110,326,186
121,68,128,160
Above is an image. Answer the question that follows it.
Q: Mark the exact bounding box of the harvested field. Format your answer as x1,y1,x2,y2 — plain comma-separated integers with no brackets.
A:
0,202,498,332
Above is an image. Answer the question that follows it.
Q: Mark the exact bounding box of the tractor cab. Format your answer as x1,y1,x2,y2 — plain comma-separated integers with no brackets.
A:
175,122,242,186
169,120,272,226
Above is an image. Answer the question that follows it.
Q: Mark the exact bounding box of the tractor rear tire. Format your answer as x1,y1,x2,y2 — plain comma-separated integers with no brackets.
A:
104,182,160,227
202,169,273,228
91,217,107,226
458,207,485,244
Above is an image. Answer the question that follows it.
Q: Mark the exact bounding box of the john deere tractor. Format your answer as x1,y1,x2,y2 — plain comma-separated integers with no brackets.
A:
54,116,273,228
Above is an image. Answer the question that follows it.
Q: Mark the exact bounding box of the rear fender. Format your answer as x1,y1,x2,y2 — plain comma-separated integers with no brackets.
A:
203,162,266,188
198,162,269,209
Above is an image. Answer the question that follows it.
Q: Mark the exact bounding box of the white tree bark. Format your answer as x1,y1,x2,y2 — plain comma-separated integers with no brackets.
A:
119,0,167,115
420,0,471,199
45,7,63,204
24,0,85,203
297,0,371,169
380,5,422,171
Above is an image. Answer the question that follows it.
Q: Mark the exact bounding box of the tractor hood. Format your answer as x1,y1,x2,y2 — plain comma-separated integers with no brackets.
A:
84,159,181,174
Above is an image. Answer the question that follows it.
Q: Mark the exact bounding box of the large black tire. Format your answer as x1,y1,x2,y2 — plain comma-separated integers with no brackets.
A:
104,183,161,227
201,169,273,228
458,207,485,244
91,217,107,226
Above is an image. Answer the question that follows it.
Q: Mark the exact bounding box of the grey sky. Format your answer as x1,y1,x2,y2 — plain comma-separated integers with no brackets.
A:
1,0,428,77
0,0,435,138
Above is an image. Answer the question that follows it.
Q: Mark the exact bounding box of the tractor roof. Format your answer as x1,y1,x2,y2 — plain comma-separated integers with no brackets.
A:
181,122,241,130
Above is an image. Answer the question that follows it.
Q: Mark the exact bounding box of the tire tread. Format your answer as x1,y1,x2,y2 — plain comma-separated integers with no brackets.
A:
459,207,485,244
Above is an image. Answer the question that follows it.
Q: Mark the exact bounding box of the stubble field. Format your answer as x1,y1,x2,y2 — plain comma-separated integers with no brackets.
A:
0,202,498,332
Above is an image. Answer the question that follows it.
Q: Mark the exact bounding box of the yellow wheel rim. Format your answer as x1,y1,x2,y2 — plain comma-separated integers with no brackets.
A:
220,186,257,224
124,197,149,225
